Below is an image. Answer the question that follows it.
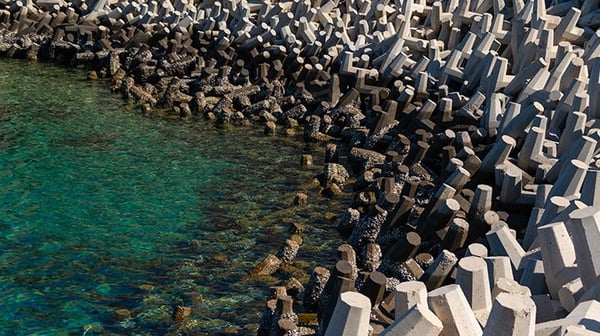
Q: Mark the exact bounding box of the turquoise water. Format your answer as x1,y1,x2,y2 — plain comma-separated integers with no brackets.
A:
0,59,342,335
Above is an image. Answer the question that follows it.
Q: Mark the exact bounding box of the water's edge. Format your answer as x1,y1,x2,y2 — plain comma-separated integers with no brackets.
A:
0,58,348,335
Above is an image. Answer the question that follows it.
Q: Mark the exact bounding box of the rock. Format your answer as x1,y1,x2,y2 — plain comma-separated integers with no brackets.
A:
301,154,313,167
172,306,192,322
264,121,277,135
349,147,387,171
322,163,349,187
278,239,300,264
114,308,131,321
87,70,98,80
285,277,305,297
293,193,308,206
249,254,282,277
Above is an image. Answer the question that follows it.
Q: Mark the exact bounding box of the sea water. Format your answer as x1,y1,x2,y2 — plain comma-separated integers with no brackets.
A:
0,59,344,335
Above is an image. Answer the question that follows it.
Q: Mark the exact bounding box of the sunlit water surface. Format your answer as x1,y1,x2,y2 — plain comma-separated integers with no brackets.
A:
0,59,344,335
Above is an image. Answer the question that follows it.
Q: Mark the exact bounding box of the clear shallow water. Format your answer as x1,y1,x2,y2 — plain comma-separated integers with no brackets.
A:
0,59,343,335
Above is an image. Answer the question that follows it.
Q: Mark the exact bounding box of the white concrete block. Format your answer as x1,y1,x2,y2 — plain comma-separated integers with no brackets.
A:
483,293,536,336
324,291,372,336
427,284,483,336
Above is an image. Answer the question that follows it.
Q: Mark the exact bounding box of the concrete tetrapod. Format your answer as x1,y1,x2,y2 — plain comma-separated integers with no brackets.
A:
324,291,371,336
427,284,483,336
380,303,443,336
394,280,428,319
483,293,536,336
567,207,600,291
456,256,493,325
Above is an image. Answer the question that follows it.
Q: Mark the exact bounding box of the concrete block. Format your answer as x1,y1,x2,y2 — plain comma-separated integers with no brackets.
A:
483,293,535,336
427,284,483,336
567,207,600,291
324,291,372,336
423,249,458,290
486,222,526,270
485,257,514,290
381,303,443,336
456,256,493,325
394,280,428,319
492,277,531,299
537,221,578,298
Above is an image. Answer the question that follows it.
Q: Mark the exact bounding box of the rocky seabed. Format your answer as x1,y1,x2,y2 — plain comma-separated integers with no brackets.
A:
2,0,600,335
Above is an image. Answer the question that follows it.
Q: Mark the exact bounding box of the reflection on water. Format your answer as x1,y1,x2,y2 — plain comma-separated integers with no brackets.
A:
0,59,345,335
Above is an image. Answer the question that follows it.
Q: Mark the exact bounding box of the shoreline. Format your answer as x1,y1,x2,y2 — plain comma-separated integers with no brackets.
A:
2,0,600,335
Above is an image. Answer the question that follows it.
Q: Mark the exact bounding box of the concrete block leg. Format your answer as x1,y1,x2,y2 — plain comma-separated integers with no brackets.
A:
324,291,372,336
483,293,536,336
485,256,514,290
537,221,578,298
559,277,584,312
380,303,443,336
492,277,532,299
456,256,493,325
394,281,428,319
519,258,549,295
567,207,600,290
423,249,458,290
486,222,526,271
427,284,483,336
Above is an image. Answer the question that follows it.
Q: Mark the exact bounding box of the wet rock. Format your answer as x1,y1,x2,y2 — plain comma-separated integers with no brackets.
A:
264,121,277,135
114,308,131,321
322,183,344,198
278,239,300,264
349,147,387,171
289,223,305,235
249,254,282,277
293,193,308,206
322,163,349,187
338,208,361,235
300,154,313,167
285,277,305,298
172,306,192,322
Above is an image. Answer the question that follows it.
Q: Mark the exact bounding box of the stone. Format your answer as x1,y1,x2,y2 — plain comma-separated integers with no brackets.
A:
248,254,281,277
293,193,308,206
301,154,313,167
172,306,192,322
323,163,349,187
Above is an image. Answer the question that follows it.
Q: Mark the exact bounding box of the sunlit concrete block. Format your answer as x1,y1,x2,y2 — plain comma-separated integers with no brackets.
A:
456,256,492,325
427,284,482,336
492,277,531,299
394,280,428,319
483,293,536,336
567,207,600,290
324,291,372,336
381,303,443,336
537,221,578,298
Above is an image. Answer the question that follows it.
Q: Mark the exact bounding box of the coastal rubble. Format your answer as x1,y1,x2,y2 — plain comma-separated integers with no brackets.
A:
2,0,600,334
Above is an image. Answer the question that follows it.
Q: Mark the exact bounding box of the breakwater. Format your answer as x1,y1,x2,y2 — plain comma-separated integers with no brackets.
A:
2,0,600,335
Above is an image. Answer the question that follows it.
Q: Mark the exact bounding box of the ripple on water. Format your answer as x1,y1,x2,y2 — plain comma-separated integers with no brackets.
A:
0,59,347,335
